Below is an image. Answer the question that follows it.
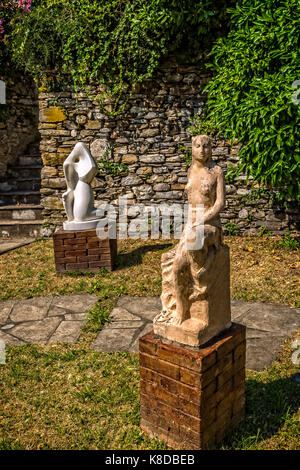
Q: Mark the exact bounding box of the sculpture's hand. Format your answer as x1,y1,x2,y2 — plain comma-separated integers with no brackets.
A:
62,189,72,200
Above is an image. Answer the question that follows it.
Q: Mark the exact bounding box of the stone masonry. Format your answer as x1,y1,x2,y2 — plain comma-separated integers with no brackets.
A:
37,59,299,235
0,73,39,178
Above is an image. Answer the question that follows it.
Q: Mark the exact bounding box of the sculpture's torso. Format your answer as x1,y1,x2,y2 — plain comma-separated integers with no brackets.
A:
186,165,221,228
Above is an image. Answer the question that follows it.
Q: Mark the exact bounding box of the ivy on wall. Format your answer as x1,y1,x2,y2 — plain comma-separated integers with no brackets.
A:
189,0,300,202
2,0,233,112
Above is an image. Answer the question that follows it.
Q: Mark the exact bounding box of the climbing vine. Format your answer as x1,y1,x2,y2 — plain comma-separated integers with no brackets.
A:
2,0,234,113
189,0,300,201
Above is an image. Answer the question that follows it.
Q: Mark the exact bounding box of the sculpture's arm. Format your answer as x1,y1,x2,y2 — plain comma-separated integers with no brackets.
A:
62,153,79,222
204,167,225,223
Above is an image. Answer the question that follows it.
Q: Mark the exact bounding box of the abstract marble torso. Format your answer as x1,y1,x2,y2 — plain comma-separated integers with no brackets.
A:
62,142,100,230
153,135,231,347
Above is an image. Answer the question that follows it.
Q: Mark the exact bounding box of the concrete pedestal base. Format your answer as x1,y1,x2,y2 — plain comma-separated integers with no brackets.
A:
53,228,117,274
139,323,246,450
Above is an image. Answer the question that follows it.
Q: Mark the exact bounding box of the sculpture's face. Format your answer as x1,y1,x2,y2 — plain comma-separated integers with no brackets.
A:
192,136,212,164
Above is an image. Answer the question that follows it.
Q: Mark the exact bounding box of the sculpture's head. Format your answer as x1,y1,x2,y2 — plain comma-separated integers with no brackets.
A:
192,135,212,165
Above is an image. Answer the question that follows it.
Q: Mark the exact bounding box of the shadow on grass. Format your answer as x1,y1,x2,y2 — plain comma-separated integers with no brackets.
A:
219,374,300,449
115,243,172,269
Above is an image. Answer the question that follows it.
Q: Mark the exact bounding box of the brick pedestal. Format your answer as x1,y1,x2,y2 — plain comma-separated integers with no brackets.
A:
139,323,246,450
53,228,117,274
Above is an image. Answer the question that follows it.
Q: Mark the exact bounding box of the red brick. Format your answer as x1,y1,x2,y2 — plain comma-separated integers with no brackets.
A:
99,248,111,254
233,367,246,390
53,239,63,247
88,248,102,255
234,341,246,362
89,261,112,268
139,366,159,383
100,254,112,260
65,262,89,270
217,366,234,389
65,250,87,258
229,407,245,430
201,420,218,449
75,229,98,238
63,238,86,246
139,324,246,450
157,340,217,373
179,424,203,448
140,353,180,381
140,379,178,409
53,245,65,253
56,256,77,264
85,236,101,243
55,263,66,272
157,401,202,434
215,408,232,443
215,377,234,403
77,255,99,262
216,390,235,418
86,242,100,249
54,231,74,239
139,337,157,356
159,375,202,405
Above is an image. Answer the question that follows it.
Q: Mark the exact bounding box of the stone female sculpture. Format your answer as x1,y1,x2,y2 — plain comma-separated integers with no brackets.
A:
62,142,100,230
153,135,231,347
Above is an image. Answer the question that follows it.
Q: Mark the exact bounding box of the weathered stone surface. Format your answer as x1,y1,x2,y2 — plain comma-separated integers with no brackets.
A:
93,326,139,352
10,297,53,323
121,154,138,163
48,320,86,343
90,138,110,159
86,120,101,130
39,107,66,123
51,294,98,313
0,294,98,345
93,296,300,371
9,317,61,343
36,61,298,234
139,154,165,164
0,330,23,346
0,300,15,324
42,152,66,166
121,175,142,186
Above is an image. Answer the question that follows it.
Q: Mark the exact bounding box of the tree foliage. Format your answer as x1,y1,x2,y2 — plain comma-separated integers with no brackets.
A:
3,0,233,111
190,0,300,201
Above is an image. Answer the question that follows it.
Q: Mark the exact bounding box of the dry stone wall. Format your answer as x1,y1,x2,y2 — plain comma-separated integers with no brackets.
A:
39,61,299,235
0,73,39,178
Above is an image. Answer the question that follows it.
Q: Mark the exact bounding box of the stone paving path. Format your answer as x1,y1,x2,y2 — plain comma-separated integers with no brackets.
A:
0,294,299,371
0,294,97,345
93,296,300,371
0,238,35,255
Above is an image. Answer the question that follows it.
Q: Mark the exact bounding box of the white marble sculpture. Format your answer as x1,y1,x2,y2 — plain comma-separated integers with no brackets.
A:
62,142,100,230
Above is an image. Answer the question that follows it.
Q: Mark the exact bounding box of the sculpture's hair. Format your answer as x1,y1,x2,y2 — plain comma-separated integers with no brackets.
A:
192,134,212,147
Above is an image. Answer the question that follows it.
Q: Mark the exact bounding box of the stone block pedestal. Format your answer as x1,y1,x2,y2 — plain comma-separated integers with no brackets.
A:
139,323,246,450
53,228,117,274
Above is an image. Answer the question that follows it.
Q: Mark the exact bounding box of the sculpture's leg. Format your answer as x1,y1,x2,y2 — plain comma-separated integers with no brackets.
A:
62,189,74,222
187,225,220,302
160,248,177,313
172,250,191,325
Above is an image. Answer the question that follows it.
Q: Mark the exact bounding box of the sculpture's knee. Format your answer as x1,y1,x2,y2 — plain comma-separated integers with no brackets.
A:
173,256,189,287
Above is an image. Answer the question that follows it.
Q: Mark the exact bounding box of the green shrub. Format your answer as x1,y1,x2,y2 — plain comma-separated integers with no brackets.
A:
190,0,300,202
5,0,234,112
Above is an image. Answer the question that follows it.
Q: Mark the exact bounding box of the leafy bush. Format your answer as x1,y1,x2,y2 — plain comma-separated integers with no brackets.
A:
190,0,300,201
5,0,234,112
0,0,32,68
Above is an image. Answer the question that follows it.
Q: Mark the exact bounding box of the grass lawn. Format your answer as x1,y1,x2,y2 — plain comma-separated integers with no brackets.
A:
0,234,299,450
